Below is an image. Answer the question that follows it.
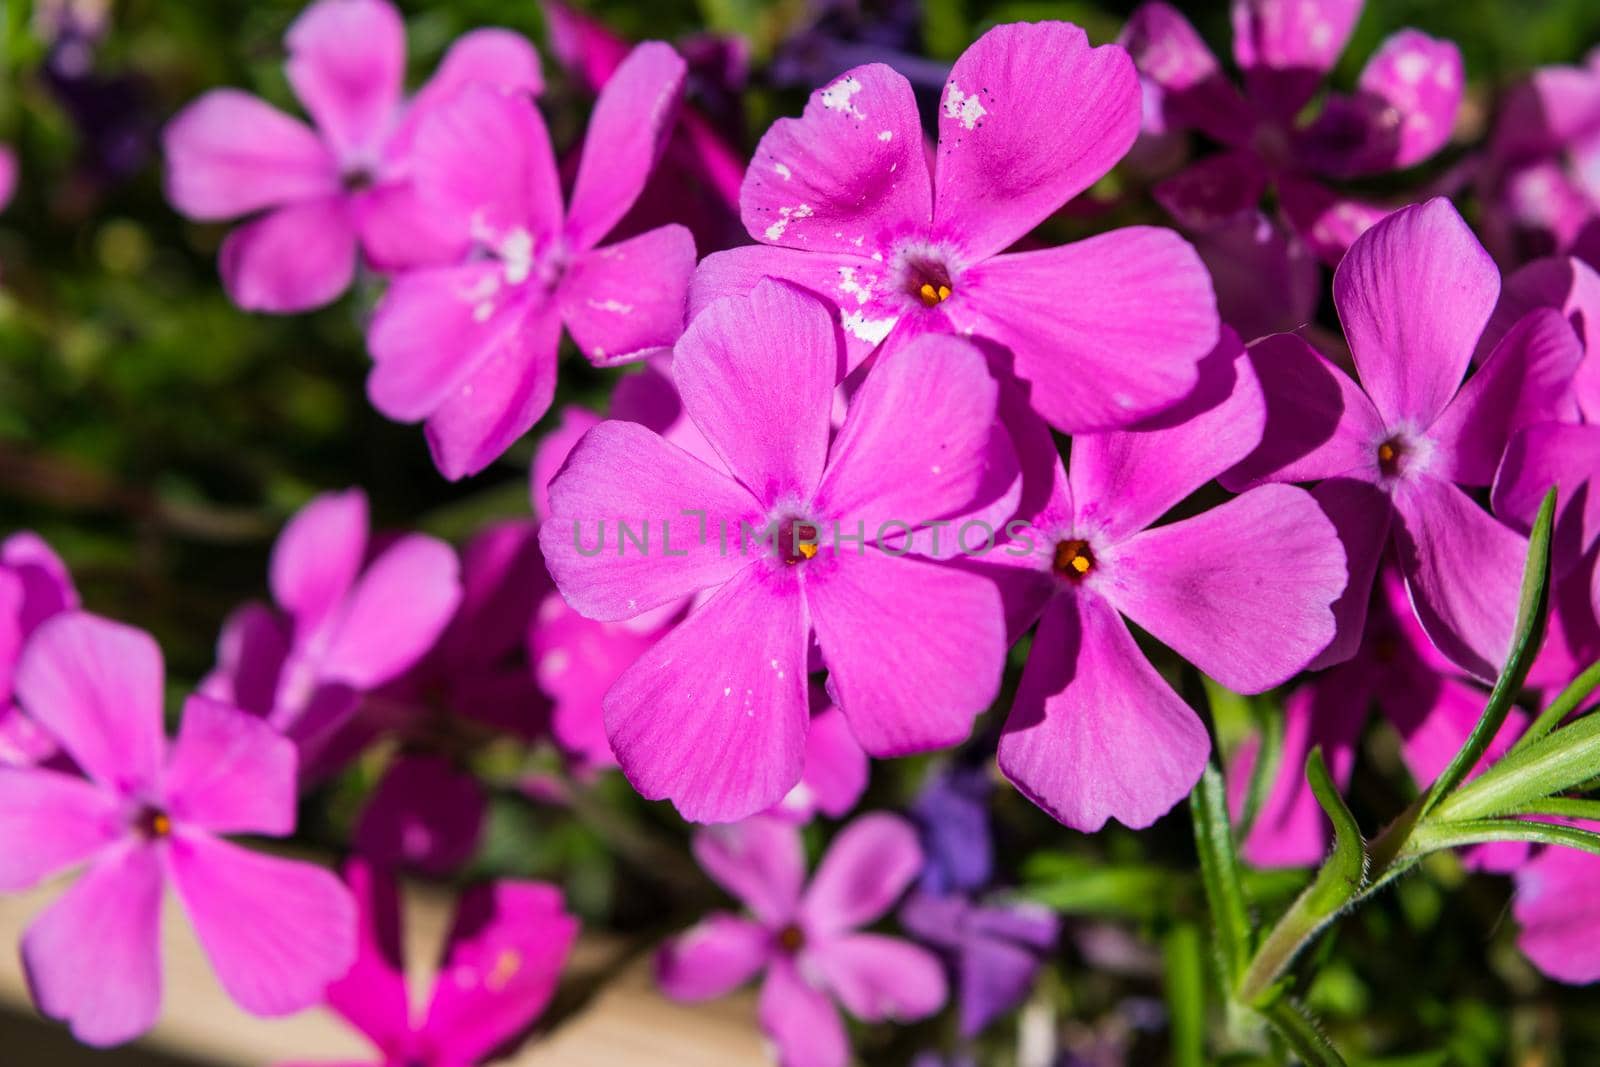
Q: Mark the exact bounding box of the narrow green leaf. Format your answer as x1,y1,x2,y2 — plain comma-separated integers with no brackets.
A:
1509,657,1600,754
1260,997,1350,1067
1421,489,1557,813
1403,818,1600,859
1191,763,1254,984
1434,709,1600,822
1019,855,1178,920
1163,921,1207,1067
1508,796,1600,821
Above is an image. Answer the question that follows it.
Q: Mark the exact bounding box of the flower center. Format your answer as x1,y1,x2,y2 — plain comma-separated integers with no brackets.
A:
1052,539,1095,580
776,517,820,565
777,924,805,954
135,806,172,840
907,260,954,307
341,166,375,194
1377,436,1406,477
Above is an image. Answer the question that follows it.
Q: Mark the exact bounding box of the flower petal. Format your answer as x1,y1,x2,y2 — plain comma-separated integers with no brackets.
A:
1153,151,1270,230
162,90,338,220
560,224,695,366
743,64,932,255
1478,255,1600,422
759,959,850,1067
318,533,461,689
0,767,121,890
270,488,367,634
1494,423,1600,568
950,226,1217,432
810,934,946,1022
199,602,291,718
164,695,296,836
1514,844,1600,983
782,704,869,821
606,566,810,822
656,913,771,1000
1333,197,1500,427
168,832,356,1017
22,842,164,1048
1314,30,1463,175
15,611,165,795
284,0,405,164
1304,477,1394,670
999,591,1209,831
934,22,1141,259
322,859,410,1051
219,197,358,313
1277,176,1392,265
1120,2,1254,145
694,815,806,926
801,812,922,935
355,753,485,875
397,28,544,155
1232,0,1362,119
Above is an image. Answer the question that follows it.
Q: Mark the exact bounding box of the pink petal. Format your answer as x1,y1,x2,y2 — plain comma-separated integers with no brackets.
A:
1277,176,1392,265
423,880,578,1061
605,566,810,822
0,767,121,890
673,279,837,509
284,0,405,164
1494,424,1600,567
1392,475,1529,681
759,958,850,1067
22,842,164,1048
271,488,367,635
560,224,695,366
807,549,1003,756
567,42,688,250
1346,30,1463,172
1069,328,1260,542
742,64,931,254
1304,477,1394,670
164,695,296,836
14,611,165,796
693,816,806,926
351,178,469,271
949,226,1217,432
1154,151,1271,229
1120,2,1254,145
1190,211,1322,342
934,22,1141,259
355,753,485,875
422,300,563,480
656,913,771,1000
532,594,656,770
162,90,338,220
782,704,869,821
1431,307,1583,485
400,28,544,153
200,602,291,718
531,405,601,521
1514,845,1600,983
323,859,410,1052
1222,332,1387,490
1479,255,1600,422
1333,197,1500,427
801,812,921,936
539,420,761,621
168,832,356,1017
219,197,358,313
999,591,1210,831
318,533,461,689
810,934,946,1022
1231,0,1361,118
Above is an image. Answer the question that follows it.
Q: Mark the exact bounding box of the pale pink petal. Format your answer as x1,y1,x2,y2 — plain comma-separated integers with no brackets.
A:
539,420,762,622
285,0,405,164
673,280,836,508
742,64,931,255
350,179,469,271
809,934,946,1022
317,534,461,689
0,767,121,890
1333,197,1500,426
1514,845,1600,983
323,859,410,1051
164,695,296,836
400,28,544,151
807,549,1003,756
169,832,356,1017
693,816,806,926
270,488,367,634
934,22,1141,259
22,842,163,1048
14,611,165,795
219,197,358,313
999,591,1210,831
532,594,656,770
605,566,810,822
1232,0,1362,118
1069,328,1260,542
949,227,1217,432
531,406,601,521
162,90,338,220
656,914,771,1000
759,959,850,1067
801,812,922,935
560,224,695,366
1120,2,1254,145
1393,476,1529,681
354,754,485,875
1343,30,1463,172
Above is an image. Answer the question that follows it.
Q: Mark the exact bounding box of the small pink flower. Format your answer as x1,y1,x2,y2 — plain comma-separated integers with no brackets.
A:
0,532,79,765
0,612,356,1047
658,813,946,1067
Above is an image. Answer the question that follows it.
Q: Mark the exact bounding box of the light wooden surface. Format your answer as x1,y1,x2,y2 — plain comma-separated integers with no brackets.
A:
0,873,770,1066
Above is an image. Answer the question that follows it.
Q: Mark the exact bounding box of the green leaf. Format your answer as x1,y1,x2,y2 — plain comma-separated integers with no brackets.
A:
1163,921,1207,1067
1433,708,1600,822
1509,657,1600,753
1507,796,1600,821
1191,763,1254,984
1403,818,1600,859
1020,854,1179,920
1421,489,1557,814
1260,997,1350,1067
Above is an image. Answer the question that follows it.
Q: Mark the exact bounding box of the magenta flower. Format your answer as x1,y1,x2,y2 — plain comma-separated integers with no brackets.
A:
657,814,946,1067
0,532,79,765
365,42,696,480
303,859,578,1067
690,20,1219,434
0,612,356,1047
1224,198,1584,680
1514,839,1600,984
769,701,870,824
164,0,542,312
1123,1,1462,273
995,331,1348,830
1479,255,1600,422
539,280,1010,822
201,488,461,768
0,143,16,213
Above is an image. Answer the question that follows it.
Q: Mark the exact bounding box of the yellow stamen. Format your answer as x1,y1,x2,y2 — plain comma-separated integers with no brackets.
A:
150,813,172,837
1070,554,1091,574
916,281,953,307
937,284,951,301
1052,538,1095,580
488,949,522,991
798,542,819,560
1377,442,1397,465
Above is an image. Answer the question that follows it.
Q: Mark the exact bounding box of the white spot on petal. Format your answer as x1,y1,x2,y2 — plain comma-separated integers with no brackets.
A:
821,75,867,120
942,81,988,130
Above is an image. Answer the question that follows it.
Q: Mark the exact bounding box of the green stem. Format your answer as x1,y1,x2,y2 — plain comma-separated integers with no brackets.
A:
1509,657,1600,754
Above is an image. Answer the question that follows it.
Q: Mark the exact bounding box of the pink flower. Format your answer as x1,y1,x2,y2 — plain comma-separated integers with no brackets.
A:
657,814,946,1067
364,42,696,480
0,612,356,1047
539,280,1010,822
769,701,870,824
306,859,578,1067
0,144,16,212
201,488,462,769
690,20,1219,434
994,330,1348,831
163,0,541,312
1479,255,1600,423
0,532,79,765
1225,198,1584,681
1514,840,1600,984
